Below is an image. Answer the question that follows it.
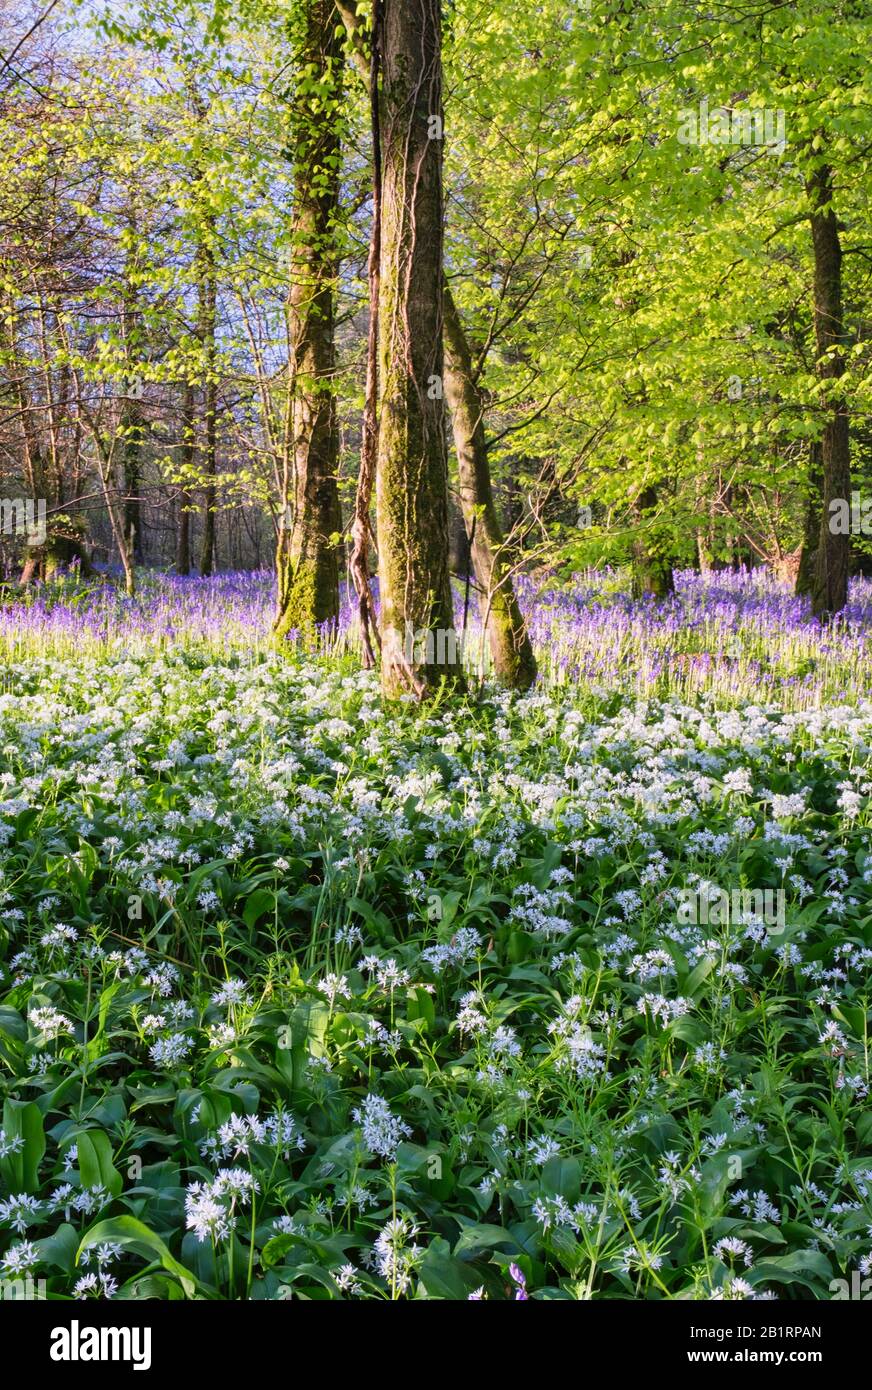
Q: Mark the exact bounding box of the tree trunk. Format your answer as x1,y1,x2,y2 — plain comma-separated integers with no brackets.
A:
20,532,94,584
121,398,146,567
274,0,343,644
198,243,218,576
376,0,460,697
121,222,146,567
631,485,674,597
448,499,470,576
694,453,714,574
795,438,822,597
807,161,850,617
696,530,714,574
176,381,195,575
443,284,536,688
348,0,383,669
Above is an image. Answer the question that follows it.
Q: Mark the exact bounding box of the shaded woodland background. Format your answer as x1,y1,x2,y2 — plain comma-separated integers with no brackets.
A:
2,0,871,686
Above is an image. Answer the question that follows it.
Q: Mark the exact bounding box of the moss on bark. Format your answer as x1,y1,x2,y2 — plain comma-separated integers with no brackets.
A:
376,0,462,698
443,285,536,690
807,163,850,618
273,0,342,649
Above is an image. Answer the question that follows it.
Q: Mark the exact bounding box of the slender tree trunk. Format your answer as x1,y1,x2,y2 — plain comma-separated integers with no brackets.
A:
176,381,195,575
19,554,39,586
447,500,470,576
90,432,136,597
121,219,146,566
121,396,145,567
694,452,713,574
443,285,536,688
176,492,191,576
696,530,714,574
6,299,53,584
807,161,850,617
198,242,218,577
376,0,460,697
274,0,343,644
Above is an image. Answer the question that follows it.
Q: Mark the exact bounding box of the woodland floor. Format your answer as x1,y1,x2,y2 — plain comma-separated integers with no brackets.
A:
1,569,871,1300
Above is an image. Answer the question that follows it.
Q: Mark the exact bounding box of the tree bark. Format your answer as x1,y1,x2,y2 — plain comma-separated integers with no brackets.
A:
197,240,218,576
376,0,460,697
176,381,195,575
696,530,714,574
631,485,674,597
120,217,146,566
120,397,146,567
807,161,850,617
795,438,822,597
348,0,382,668
274,0,343,643
443,284,536,688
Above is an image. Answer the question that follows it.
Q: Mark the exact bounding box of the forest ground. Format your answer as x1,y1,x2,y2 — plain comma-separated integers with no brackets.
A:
1,567,871,1301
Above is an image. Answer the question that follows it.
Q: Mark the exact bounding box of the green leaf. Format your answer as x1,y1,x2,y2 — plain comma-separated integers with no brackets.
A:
406,986,435,1029
541,1155,582,1201
78,1216,200,1298
419,1240,485,1299
243,887,275,929
750,1249,833,1292
34,1223,79,1273
686,955,716,997
832,1004,867,1038
454,1222,521,1258
73,1129,124,1198
0,1006,26,1041
0,1099,45,1194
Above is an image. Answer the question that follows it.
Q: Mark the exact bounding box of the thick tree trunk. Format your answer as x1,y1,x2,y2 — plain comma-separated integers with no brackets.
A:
20,533,94,585
376,0,460,697
44,533,92,579
795,438,822,598
807,161,850,617
631,485,674,598
274,0,343,644
443,285,536,688
348,0,383,669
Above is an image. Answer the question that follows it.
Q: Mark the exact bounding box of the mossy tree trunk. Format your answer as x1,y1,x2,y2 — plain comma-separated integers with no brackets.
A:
347,0,383,669
807,161,850,617
4,304,91,583
631,485,674,598
120,397,146,567
176,381,195,575
274,0,343,645
696,530,714,574
443,284,536,689
376,0,460,697
21,530,94,584
197,241,218,577
121,216,146,566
